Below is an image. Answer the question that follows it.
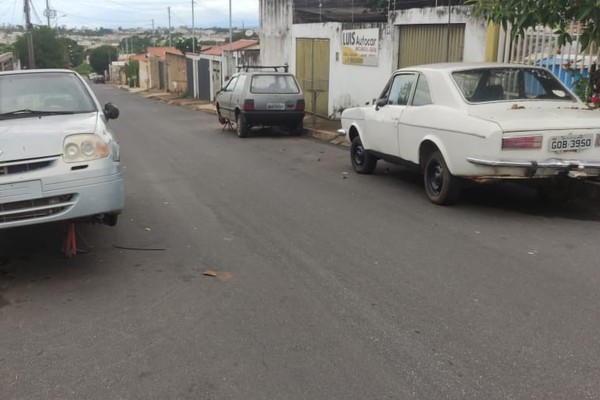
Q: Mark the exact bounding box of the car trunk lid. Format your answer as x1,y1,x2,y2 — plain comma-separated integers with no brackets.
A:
467,102,599,133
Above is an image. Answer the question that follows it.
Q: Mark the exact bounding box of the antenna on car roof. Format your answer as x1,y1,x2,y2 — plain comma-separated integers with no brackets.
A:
236,65,289,73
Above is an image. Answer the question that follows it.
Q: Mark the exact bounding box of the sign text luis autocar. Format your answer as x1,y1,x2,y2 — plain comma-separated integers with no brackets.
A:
342,28,379,67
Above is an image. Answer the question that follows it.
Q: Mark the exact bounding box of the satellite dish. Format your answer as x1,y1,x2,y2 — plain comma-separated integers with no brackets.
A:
245,29,254,37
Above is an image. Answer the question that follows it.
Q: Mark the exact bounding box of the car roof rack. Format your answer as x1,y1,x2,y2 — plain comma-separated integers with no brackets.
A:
236,65,289,73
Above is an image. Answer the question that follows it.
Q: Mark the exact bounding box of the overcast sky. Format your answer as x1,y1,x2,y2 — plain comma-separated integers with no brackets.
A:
0,0,259,29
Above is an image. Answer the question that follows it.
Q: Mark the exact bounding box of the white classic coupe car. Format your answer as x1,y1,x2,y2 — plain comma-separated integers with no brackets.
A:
339,63,600,204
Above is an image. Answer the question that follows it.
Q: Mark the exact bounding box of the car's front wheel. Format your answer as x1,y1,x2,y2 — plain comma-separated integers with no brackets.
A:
350,136,377,174
424,150,460,205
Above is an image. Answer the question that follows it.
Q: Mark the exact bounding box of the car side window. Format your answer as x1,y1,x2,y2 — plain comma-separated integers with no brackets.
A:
224,76,238,92
385,74,416,106
233,75,246,95
411,75,433,106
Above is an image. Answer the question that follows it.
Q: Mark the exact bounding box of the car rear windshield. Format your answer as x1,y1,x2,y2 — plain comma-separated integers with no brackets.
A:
452,67,575,103
250,75,300,94
0,72,97,114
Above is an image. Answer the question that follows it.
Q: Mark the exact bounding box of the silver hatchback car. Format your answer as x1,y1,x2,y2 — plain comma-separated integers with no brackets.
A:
216,67,305,138
0,69,124,229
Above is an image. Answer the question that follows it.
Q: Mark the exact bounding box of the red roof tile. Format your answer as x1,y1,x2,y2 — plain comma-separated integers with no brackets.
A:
201,40,259,56
147,47,183,59
129,54,147,62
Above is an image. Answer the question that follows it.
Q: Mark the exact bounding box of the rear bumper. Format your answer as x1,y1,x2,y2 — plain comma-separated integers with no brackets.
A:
466,157,600,178
242,111,304,126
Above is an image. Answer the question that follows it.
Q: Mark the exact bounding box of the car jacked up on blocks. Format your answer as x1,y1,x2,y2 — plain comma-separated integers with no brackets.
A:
339,62,600,205
216,66,305,138
0,69,124,229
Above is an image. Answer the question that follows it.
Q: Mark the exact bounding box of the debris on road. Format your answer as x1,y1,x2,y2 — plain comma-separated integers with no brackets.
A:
113,245,166,251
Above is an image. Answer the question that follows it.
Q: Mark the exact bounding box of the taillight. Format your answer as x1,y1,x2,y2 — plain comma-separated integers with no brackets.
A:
295,99,305,111
243,99,255,111
502,135,543,149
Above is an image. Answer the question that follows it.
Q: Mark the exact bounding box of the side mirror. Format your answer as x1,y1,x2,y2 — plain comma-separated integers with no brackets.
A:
375,98,387,110
104,102,120,120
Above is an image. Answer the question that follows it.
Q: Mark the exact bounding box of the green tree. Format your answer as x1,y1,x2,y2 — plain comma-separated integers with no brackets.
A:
119,35,152,54
89,45,118,74
175,37,199,54
0,43,12,53
467,0,600,51
59,37,85,67
75,63,93,76
14,26,66,68
124,59,139,87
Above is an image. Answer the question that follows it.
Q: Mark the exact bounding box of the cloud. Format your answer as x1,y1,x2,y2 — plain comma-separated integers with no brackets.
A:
0,0,259,29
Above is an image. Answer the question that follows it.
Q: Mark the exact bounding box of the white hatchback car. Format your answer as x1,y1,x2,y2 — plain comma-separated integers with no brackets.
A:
0,69,124,228
339,63,600,204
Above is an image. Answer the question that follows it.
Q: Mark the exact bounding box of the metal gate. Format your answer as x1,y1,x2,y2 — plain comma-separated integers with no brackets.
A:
198,59,210,101
398,24,465,68
296,38,330,118
186,58,194,97
158,60,165,90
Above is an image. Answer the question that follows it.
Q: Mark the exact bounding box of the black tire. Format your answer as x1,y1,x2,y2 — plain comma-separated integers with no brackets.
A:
105,213,119,227
350,136,377,174
217,106,226,125
423,150,460,205
236,114,249,138
289,121,303,136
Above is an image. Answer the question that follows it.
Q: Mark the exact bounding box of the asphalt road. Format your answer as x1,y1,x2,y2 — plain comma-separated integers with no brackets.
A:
1,84,600,400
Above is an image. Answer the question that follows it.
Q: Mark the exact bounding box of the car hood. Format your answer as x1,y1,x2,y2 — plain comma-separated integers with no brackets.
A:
467,102,600,132
0,112,99,162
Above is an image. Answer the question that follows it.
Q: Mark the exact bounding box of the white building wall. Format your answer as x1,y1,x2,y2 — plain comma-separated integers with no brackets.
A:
292,23,395,118
261,4,488,119
259,0,293,66
138,60,149,90
391,6,487,62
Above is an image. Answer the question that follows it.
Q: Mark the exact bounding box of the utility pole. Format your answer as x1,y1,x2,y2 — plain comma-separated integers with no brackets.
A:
152,19,156,47
228,0,232,47
24,0,35,69
446,0,452,62
168,7,172,47
191,0,196,53
45,0,51,26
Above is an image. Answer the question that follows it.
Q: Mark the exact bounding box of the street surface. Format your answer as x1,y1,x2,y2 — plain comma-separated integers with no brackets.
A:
1,84,600,399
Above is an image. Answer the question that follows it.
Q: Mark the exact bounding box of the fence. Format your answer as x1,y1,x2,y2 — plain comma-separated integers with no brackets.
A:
499,23,600,92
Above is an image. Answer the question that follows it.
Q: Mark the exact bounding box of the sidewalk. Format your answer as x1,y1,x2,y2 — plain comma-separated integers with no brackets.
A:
119,85,347,145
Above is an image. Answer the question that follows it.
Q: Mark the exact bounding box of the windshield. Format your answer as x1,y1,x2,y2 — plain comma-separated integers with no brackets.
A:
0,72,97,117
452,67,575,103
250,74,300,94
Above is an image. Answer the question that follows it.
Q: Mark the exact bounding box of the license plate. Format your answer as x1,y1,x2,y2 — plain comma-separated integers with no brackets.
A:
549,134,594,152
0,180,42,203
267,103,285,110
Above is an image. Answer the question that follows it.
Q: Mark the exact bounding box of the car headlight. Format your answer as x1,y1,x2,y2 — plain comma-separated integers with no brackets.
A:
63,134,109,163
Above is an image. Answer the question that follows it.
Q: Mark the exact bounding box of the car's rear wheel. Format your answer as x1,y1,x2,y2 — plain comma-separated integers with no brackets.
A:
350,136,377,174
424,150,460,205
236,114,249,138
